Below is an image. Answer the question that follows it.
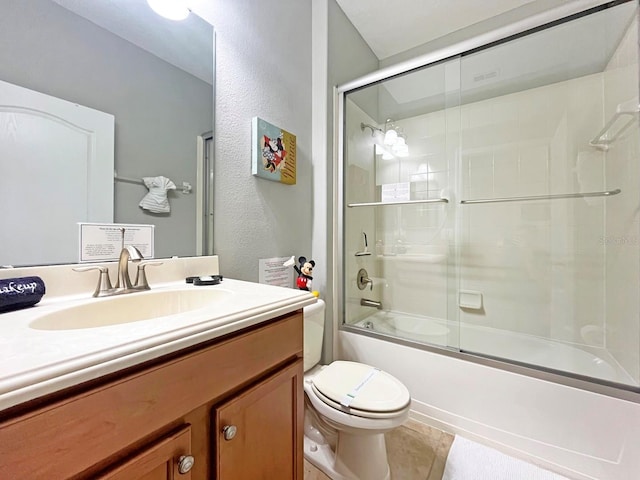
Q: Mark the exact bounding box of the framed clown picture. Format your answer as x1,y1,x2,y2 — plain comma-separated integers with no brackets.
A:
251,116,296,185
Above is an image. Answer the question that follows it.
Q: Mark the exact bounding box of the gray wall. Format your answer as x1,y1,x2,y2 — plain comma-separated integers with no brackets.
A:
196,0,313,282
0,0,213,260
194,0,377,361
311,0,379,361
326,0,380,361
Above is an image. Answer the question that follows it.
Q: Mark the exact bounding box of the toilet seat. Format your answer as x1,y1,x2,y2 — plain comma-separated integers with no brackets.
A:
310,361,410,418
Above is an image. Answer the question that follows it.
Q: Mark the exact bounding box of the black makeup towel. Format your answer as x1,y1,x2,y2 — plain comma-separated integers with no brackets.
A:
0,276,46,313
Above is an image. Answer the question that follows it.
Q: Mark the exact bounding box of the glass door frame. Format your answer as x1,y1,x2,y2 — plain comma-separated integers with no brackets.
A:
333,0,640,402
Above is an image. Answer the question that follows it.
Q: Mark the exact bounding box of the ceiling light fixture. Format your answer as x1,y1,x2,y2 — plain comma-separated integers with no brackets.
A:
147,0,190,21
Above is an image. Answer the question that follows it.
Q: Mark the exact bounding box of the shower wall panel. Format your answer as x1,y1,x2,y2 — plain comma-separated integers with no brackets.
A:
604,14,640,384
458,73,606,348
376,75,607,345
374,109,452,322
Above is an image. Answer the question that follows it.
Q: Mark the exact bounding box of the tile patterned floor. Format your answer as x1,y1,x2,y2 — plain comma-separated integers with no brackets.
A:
304,419,454,480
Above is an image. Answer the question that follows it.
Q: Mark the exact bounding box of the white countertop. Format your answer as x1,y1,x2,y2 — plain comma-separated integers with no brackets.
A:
0,256,316,411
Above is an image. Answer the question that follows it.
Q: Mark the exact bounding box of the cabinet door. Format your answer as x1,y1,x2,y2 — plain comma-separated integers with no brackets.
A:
97,425,194,480
214,360,304,480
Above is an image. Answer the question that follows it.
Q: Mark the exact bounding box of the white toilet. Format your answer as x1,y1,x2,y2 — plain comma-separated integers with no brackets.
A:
303,299,411,480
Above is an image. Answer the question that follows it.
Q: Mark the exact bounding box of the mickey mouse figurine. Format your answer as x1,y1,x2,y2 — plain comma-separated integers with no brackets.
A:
294,256,315,291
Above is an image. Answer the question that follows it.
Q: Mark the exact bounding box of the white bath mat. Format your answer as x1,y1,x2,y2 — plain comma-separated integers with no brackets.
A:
442,436,570,480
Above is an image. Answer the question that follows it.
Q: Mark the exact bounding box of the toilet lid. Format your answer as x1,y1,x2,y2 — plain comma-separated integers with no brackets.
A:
311,361,410,413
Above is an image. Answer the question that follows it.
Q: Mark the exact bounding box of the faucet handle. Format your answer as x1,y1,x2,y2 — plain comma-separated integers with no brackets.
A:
357,268,373,291
73,266,114,297
134,261,163,290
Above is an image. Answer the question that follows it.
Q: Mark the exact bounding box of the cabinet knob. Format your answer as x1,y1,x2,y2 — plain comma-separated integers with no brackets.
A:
177,455,195,474
222,424,237,441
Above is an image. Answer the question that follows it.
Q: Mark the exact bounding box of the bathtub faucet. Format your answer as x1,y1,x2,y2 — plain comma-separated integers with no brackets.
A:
360,298,383,310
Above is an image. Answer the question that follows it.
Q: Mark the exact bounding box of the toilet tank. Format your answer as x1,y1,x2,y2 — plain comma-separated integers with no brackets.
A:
303,299,325,372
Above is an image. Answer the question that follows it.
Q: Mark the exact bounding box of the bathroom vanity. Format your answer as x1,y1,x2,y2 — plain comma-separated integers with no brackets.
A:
0,256,314,479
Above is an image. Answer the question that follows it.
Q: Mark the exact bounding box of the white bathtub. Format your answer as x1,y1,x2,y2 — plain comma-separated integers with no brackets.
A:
353,310,634,387
339,315,640,480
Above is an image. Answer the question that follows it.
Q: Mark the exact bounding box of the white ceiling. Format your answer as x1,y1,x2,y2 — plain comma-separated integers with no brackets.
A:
343,0,637,122
336,0,557,59
52,0,213,84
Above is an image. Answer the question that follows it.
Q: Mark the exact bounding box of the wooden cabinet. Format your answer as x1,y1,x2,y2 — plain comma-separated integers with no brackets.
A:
98,425,194,480
0,311,303,479
214,360,303,480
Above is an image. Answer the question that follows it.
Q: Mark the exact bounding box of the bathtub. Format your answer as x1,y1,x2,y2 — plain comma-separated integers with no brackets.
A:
353,310,634,387
340,312,640,480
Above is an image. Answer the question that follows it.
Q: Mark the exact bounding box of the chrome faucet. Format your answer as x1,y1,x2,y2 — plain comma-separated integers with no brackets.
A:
360,298,383,309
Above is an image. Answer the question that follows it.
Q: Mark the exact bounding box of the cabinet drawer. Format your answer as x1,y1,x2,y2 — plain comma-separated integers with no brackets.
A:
0,311,302,479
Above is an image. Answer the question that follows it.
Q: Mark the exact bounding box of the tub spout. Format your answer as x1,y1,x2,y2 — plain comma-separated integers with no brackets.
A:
360,298,382,309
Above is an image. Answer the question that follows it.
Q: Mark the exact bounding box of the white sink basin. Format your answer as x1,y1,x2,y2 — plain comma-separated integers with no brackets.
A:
29,288,232,330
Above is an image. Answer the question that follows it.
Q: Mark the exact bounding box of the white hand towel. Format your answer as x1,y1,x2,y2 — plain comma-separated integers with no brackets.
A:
139,176,176,213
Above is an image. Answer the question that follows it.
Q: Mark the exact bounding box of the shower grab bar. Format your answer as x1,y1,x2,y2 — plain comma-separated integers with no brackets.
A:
348,198,448,207
460,188,621,205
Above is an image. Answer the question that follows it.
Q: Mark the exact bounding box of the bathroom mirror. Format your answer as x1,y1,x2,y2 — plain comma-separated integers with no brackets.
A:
0,0,214,267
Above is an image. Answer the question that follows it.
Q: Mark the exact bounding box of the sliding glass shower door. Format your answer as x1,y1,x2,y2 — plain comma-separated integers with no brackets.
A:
455,1,639,385
340,0,640,389
342,56,461,350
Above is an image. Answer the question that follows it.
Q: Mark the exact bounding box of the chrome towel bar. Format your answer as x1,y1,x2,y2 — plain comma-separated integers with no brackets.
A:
114,172,192,194
348,198,449,208
460,188,621,204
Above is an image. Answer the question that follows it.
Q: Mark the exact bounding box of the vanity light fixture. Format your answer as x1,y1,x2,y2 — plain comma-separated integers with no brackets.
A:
383,127,398,146
147,0,190,21
361,119,410,159
393,135,409,157
383,118,399,146
361,122,383,140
